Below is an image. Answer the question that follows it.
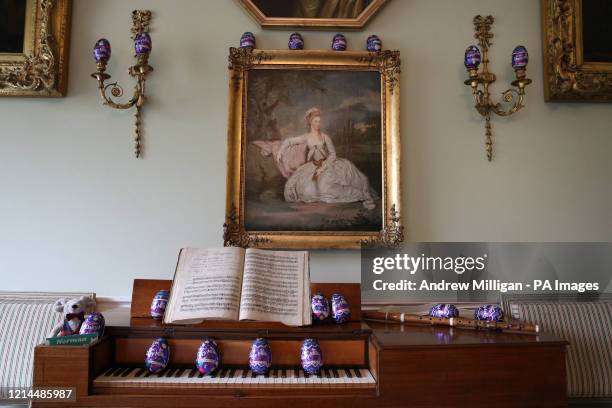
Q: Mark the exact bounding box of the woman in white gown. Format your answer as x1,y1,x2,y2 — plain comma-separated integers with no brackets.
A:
275,107,377,210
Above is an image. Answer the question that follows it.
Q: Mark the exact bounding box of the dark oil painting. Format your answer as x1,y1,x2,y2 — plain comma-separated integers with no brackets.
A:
582,0,612,63
251,0,371,18
244,69,383,232
0,0,27,53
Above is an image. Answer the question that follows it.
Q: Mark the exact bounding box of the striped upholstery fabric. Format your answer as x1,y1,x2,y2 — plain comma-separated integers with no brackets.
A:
512,301,612,398
0,292,95,401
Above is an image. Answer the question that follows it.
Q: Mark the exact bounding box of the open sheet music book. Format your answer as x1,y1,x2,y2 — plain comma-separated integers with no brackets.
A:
163,248,311,327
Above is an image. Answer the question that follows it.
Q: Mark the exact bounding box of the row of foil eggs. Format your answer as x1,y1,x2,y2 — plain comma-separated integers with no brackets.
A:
145,337,324,375
240,32,382,52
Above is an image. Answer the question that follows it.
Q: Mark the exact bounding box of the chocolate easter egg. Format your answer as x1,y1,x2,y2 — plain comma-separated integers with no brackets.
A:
331,293,351,324
196,338,220,375
79,312,105,337
464,45,481,70
249,338,271,375
474,305,504,322
288,32,304,50
150,290,169,319
366,35,382,52
93,39,111,62
145,337,170,373
429,304,459,318
134,32,152,55
511,45,528,70
240,32,256,49
331,34,347,51
311,293,329,322
300,338,323,374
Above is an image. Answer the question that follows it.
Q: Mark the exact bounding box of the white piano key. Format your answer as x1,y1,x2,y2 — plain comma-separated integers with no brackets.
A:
228,369,240,385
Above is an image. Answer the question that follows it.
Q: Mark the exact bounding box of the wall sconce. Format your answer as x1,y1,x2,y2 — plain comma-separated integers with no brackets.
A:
464,15,532,161
91,10,153,159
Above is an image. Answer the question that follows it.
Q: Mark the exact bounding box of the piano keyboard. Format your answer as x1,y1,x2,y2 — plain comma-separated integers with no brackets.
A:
94,366,376,389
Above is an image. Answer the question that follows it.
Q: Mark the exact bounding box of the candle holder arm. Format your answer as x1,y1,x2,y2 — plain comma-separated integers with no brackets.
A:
490,88,526,117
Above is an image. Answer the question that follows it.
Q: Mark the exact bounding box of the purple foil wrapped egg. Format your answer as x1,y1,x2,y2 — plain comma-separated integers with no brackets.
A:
311,293,330,322
249,338,271,375
330,293,351,324
366,35,382,52
240,32,256,49
93,39,111,62
464,45,481,70
511,45,528,70
150,290,169,320
196,338,220,375
474,305,504,322
331,34,347,51
145,337,170,373
301,338,323,374
288,32,304,50
79,312,105,337
134,32,152,56
429,304,459,319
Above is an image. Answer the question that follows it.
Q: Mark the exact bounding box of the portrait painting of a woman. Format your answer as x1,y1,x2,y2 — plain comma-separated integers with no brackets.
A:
244,69,382,232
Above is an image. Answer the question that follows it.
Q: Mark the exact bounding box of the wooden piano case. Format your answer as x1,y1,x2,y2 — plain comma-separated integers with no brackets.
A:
33,280,569,407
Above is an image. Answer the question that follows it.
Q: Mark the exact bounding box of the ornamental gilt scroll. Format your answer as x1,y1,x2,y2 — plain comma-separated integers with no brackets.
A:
0,0,72,97
542,0,612,102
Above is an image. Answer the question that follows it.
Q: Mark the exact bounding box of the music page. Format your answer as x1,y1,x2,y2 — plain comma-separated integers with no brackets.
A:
164,247,245,324
238,249,311,326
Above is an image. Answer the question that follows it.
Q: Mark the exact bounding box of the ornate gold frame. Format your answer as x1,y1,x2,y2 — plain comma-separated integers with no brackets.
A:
237,0,388,30
0,0,72,97
224,48,402,249
542,0,612,101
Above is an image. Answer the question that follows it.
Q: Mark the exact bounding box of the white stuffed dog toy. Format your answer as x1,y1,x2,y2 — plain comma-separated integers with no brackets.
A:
48,296,95,337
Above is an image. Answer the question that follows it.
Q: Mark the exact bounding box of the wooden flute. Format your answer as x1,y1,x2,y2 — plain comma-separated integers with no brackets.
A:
362,311,539,334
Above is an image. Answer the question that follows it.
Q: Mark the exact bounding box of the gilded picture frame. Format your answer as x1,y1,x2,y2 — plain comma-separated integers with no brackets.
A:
0,0,72,97
542,0,612,101
224,48,402,249
237,0,388,30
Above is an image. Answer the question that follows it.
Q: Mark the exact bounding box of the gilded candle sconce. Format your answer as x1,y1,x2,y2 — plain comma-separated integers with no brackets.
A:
464,15,532,161
91,10,153,158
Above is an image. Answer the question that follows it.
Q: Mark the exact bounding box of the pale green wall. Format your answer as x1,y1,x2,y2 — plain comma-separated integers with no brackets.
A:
1,0,611,296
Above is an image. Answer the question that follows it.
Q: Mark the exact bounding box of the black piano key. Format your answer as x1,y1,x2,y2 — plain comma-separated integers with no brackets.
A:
144,370,153,378
157,369,168,378
294,368,300,378
175,369,184,377
134,368,145,377
315,370,322,378
264,370,270,378
331,368,339,378
324,368,332,378
281,368,287,378
228,369,236,378
219,369,228,378
251,371,257,378
188,369,197,378
344,368,353,378
121,368,134,377
102,367,115,376
165,368,175,377
211,369,220,378
353,368,362,378
242,370,249,378
112,367,127,377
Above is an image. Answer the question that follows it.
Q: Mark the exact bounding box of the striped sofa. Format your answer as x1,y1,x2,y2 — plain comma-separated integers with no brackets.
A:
501,293,612,407
0,291,95,406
